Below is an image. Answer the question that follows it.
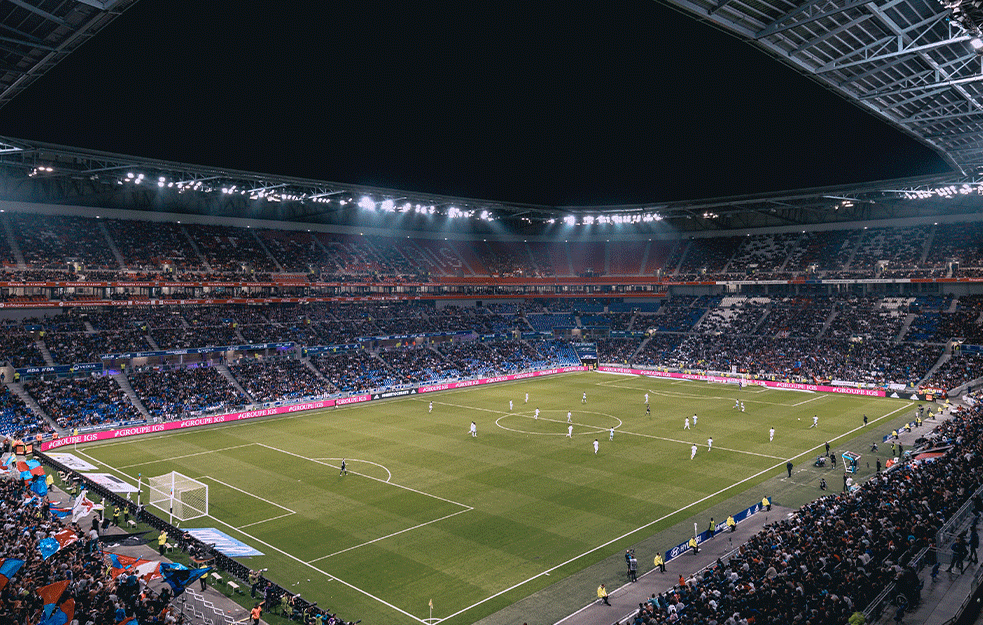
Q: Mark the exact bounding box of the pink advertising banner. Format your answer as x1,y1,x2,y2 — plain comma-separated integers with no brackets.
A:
597,366,885,397
42,366,588,451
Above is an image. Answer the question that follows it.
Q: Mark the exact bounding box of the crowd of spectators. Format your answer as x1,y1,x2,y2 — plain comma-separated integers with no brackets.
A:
0,385,47,438
8,214,983,282
757,297,834,339
0,474,190,625
377,347,460,386
0,328,45,367
309,350,386,394
228,358,331,403
129,365,246,419
25,375,142,430
627,401,983,625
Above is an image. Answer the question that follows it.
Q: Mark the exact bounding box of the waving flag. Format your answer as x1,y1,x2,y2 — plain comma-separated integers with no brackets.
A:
30,475,48,497
71,490,103,523
49,506,72,519
105,552,161,582
37,579,69,611
16,459,44,481
40,597,74,625
0,454,17,479
159,562,211,597
38,529,78,560
0,558,24,591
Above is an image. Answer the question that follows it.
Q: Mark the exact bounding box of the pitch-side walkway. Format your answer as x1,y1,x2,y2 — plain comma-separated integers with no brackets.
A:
556,504,794,625
48,487,263,625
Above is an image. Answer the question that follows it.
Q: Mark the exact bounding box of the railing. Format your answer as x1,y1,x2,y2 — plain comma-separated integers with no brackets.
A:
37,450,341,624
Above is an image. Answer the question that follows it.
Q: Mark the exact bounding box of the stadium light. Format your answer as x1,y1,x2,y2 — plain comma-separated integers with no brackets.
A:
563,215,576,225
358,196,376,210
380,199,395,212
972,37,983,49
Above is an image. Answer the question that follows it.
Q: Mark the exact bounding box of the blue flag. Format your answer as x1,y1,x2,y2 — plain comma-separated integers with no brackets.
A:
31,475,48,497
0,558,24,591
38,537,60,560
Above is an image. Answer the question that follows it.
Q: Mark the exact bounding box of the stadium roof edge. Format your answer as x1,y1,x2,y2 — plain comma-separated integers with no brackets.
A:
0,134,982,233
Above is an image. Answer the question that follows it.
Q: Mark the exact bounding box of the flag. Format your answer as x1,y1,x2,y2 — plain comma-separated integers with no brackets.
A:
40,597,74,625
71,490,103,523
429,599,433,609
38,529,78,560
105,552,161,582
16,459,44,481
49,506,72,519
159,562,211,597
0,558,24,591
0,454,17,479
31,475,48,497
37,580,69,613
117,616,138,625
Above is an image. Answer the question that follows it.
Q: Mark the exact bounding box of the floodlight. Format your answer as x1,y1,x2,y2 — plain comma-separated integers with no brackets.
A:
972,37,983,49
358,196,376,210
380,199,395,211
563,215,576,225
127,172,134,178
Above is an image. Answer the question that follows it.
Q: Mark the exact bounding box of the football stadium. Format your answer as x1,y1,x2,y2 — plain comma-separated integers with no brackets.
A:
3,2,983,625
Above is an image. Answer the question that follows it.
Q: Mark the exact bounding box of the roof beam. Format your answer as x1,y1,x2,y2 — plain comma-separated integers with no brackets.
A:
756,0,872,39
75,0,121,9
817,34,972,73
860,73,983,100
5,0,70,28
794,14,872,55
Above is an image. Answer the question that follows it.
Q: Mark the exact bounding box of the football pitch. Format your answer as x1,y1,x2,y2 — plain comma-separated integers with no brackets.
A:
70,372,912,625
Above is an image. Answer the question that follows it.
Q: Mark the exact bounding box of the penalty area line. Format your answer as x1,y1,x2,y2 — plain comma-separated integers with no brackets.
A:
256,443,473,511
116,443,258,469
197,512,432,625
309,507,473,563
439,402,915,625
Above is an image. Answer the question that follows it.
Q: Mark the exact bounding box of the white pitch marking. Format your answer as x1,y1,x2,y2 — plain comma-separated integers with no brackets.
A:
792,394,827,407
437,402,915,625
256,443,472,511
197,475,295,512
239,512,297,529
117,443,257,469
309,508,473,562
312,457,393,482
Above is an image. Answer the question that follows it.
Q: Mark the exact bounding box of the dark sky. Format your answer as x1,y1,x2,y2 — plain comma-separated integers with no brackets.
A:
0,0,950,206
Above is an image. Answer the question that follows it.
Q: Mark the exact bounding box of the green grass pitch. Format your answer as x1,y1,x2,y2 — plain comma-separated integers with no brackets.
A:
71,371,911,625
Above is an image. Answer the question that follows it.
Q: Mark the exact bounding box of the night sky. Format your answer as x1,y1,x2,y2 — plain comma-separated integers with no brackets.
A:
0,0,950,206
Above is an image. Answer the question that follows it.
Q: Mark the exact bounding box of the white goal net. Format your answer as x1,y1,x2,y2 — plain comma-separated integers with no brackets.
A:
146,471,208,523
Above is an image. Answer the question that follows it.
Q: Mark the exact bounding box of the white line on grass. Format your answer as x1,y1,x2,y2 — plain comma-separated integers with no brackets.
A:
239,512,297,529
603,427,788,460
309,508,473,562
197,475,295,512
197,512,431,624
77,455,434,624
436,401,915,625
116,443,257,469
792,394,827,407
311,457,392,482
256,443,473,511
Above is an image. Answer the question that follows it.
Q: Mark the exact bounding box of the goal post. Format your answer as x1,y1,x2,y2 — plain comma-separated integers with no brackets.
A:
146,471,208,524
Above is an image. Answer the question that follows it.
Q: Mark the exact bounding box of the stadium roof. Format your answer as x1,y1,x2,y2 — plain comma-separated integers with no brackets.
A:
0,0,137,109
1,135,982,234
658,0,983,178
1,1,983,234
